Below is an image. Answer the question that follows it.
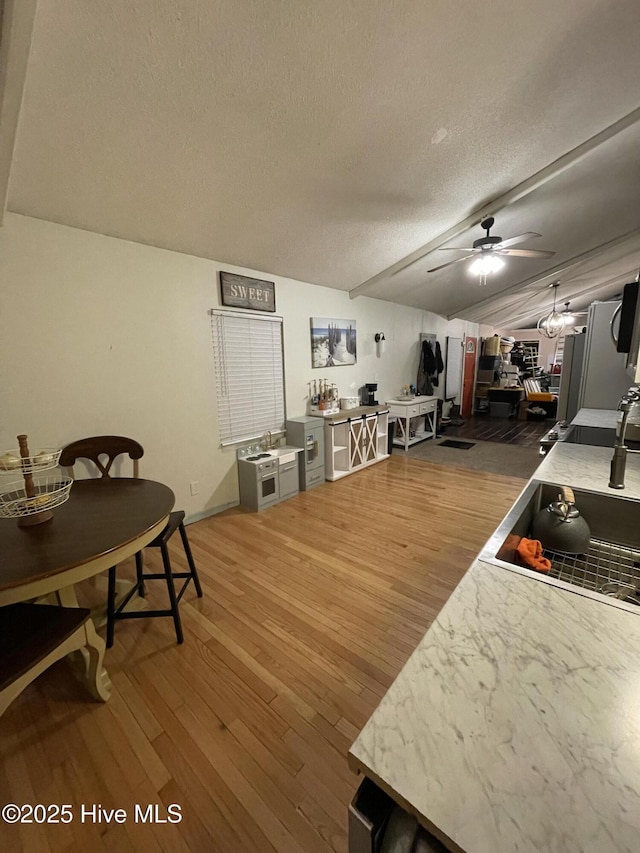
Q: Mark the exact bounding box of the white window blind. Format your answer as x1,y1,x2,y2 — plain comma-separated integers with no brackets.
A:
211,310,285,445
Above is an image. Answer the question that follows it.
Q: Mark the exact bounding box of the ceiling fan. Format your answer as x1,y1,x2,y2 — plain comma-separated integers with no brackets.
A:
561,301,588,322
427,216,556,277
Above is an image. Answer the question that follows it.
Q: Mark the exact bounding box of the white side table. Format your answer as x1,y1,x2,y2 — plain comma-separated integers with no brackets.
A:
386,397,438,451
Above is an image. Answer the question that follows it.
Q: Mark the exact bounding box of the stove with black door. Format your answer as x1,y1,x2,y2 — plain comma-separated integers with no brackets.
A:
237,446,280,511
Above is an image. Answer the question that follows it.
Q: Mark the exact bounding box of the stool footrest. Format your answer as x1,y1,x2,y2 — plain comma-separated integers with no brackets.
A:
113,609,177,620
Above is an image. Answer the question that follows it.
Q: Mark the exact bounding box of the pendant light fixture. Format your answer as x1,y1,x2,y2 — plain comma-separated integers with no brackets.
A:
537,282,565,339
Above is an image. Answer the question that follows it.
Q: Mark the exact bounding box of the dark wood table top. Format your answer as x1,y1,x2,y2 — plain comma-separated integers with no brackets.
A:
0,479,174,592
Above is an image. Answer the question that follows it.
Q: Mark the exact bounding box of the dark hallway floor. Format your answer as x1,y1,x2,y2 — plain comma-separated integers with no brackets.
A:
441,415,550,447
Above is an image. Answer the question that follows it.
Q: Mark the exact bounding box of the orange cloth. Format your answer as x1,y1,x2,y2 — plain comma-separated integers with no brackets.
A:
516,537,552,572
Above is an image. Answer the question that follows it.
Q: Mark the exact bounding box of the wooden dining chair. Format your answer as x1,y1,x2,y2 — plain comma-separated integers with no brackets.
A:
60,435,144,479
0,602,105,717
59,436,203,647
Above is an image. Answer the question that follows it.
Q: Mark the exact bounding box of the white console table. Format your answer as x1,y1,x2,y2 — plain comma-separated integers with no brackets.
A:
386,396,438,451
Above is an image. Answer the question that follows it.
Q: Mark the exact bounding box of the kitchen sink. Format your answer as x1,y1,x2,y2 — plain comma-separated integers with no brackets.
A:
264,446,300,465
480,480,640,611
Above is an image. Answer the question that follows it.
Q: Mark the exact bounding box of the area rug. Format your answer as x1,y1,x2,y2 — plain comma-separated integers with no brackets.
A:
438,439,475,450
405,437,539,479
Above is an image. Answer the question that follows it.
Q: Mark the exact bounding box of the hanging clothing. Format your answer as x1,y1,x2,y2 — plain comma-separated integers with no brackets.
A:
423,340,437,375
432,341,444,387
416,340,434,396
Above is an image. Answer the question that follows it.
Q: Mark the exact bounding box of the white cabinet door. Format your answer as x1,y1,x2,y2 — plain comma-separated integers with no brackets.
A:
349,418,365,469
363,415,378,463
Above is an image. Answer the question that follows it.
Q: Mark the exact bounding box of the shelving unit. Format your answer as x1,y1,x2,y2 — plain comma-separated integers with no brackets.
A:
320,407,390,481
385,397,438,451
521,343,541,377
376,415,388,459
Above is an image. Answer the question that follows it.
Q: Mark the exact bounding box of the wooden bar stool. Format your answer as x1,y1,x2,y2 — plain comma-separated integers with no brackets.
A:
0,603,104,717
59,436,203,648
107,509,202,646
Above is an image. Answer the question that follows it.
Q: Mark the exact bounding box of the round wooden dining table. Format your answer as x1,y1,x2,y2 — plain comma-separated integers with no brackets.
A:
0,478,174,701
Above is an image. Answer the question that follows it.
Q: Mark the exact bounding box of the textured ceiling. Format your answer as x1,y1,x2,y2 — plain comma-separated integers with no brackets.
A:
5,0,640,326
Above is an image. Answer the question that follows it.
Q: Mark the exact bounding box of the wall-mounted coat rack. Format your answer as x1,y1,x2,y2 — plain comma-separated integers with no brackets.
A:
419,332,437,347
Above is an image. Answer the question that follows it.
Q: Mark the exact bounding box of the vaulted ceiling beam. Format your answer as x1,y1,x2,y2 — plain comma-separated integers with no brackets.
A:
487,271,638,329
448,228,640,321
349,106,640,300
0,0,38,226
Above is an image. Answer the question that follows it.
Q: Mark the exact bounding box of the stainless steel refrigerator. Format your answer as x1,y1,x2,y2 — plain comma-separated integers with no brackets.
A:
557,301,632,422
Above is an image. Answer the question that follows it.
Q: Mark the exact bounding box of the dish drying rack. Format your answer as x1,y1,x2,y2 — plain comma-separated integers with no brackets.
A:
0,434,72,526
543,537,640,605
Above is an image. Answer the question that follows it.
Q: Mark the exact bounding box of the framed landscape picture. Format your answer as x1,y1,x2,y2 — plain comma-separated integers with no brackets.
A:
310,318,357,368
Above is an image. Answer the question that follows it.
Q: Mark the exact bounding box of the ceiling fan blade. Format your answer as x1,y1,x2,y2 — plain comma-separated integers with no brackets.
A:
499,248,556,259
494,231,541,249
437,246,477,252
427,255,473,274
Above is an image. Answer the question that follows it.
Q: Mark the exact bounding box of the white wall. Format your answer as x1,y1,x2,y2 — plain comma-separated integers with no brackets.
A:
1,214,484,519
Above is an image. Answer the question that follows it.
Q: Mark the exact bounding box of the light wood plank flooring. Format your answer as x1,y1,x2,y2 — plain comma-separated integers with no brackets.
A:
0,456,526,852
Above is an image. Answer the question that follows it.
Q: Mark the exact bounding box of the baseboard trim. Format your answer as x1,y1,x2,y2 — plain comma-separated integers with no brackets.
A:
185,500,239,526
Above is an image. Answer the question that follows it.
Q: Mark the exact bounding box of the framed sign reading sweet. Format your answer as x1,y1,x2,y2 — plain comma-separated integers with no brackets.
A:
220,272,276,312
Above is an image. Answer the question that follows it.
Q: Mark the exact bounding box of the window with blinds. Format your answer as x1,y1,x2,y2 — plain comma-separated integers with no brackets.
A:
211,310,285,445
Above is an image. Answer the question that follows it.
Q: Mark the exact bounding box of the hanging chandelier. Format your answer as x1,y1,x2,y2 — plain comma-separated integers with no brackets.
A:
537,282,565,339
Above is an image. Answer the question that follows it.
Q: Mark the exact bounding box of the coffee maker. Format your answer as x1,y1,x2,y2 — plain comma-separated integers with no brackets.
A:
361,383,379,406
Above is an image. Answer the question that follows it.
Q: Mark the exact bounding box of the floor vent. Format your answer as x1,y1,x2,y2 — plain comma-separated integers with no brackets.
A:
438,439,475,450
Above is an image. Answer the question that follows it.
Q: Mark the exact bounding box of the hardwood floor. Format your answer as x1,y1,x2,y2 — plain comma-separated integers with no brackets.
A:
0,457,527,852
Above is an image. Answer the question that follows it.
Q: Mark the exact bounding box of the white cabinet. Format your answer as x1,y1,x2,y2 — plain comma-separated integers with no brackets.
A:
321,407,389,481
386,397,438,451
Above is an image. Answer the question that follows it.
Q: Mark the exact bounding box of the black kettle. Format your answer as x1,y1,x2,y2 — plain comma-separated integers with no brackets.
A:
531,486,591,554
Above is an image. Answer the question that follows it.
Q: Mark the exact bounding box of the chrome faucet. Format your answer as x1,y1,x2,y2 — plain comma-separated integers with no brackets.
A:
260,430,274,451
609,386,640,489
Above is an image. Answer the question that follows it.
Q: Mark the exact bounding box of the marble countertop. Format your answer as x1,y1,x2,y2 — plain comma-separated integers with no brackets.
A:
571,408,620,428
349,409,640,853
535,442,640,498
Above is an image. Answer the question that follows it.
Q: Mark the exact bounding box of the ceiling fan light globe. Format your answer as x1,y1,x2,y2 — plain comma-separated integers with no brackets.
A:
468,255,505,276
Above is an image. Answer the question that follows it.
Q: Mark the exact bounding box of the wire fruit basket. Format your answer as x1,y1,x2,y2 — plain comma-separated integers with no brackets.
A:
0,475,72,519
0,435,71,526
0,448,62,472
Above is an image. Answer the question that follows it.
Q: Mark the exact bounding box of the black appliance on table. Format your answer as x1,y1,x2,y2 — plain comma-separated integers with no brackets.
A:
361,383,379,406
